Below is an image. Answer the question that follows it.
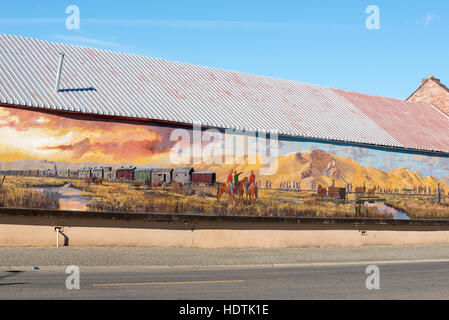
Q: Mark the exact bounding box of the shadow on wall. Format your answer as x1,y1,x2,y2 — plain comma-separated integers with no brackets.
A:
56,227,70,247
60,230,69,246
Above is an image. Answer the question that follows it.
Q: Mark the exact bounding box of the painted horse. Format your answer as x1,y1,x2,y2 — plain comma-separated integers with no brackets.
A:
152,181,164,190
317,185,327,198
217,179,246,205
245,178,258,204
172,181,183,192
217,182,236,205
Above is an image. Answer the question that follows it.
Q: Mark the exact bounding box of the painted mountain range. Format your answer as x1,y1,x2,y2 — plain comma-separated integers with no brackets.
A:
1,149,447,191
196,149,448,190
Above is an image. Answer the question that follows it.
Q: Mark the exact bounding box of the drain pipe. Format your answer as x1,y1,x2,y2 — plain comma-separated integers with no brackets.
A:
54,226,63,247
54,53,65,93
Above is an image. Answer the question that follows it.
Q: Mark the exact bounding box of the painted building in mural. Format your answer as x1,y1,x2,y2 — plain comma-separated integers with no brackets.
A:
0,35,448,219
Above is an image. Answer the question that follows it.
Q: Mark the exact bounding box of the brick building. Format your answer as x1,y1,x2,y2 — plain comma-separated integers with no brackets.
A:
407,76,449,117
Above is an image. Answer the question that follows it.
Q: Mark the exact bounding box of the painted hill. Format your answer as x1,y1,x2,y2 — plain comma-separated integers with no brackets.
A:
196,149,448,190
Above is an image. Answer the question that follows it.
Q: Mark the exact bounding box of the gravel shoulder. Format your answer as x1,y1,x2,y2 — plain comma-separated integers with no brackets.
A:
1,245,449,268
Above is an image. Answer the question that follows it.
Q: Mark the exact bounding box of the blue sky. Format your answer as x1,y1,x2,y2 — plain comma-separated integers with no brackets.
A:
0,0,447,99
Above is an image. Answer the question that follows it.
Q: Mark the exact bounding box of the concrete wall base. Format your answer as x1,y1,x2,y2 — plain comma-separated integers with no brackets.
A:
3,222,449,248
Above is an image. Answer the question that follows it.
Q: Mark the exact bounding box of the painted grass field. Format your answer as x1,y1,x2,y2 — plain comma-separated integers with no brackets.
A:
71,179,389,218
385,194,449,219
0,176,60,210
1,176,448,219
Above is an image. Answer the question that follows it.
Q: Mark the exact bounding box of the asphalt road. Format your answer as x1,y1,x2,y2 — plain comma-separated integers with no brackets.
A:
1,245,449,299
1,261,449,300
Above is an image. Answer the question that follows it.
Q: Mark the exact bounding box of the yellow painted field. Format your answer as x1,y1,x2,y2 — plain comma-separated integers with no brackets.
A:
2,176,448,219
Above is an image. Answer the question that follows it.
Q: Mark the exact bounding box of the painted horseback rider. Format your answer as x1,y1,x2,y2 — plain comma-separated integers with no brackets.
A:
227,170,234,194
246,170,256,193
234,170,243,185
226,170,243,197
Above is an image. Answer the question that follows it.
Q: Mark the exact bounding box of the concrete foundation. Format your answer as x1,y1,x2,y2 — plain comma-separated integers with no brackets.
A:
2,209,449,248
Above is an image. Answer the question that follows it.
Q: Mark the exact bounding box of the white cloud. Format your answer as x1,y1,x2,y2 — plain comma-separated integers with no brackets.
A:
417,13,440,27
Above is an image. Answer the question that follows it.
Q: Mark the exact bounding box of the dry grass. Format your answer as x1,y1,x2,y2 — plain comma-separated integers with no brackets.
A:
0,176,61,210
385,194,449,219
0,186,60,210
1,176,66,188
0,176,396,218
84,184,391,218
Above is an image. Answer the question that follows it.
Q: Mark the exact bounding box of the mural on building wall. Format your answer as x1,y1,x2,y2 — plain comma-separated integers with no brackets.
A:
0,106,448,220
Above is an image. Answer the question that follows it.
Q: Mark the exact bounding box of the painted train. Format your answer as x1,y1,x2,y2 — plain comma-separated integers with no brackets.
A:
0,166,217,186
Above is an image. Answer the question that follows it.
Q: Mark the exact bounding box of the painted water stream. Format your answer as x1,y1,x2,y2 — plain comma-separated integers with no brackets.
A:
364,201,410,220
33,184,90,211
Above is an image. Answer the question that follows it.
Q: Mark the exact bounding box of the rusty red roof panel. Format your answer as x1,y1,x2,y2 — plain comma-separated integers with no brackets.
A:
334,89,449,153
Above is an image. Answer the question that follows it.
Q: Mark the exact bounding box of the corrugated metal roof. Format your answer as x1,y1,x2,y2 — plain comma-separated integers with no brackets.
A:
1,34,449,154
335,89,449,154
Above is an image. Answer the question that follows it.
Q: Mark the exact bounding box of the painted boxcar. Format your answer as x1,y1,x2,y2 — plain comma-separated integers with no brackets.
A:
116,166,136,181
173,167,194,184
91,167,104,179
69,169,80,179
192,172,216,185
151,168,173,184
79,168,92,179
57,168,70,178
103,167,115,181
134,168,153,182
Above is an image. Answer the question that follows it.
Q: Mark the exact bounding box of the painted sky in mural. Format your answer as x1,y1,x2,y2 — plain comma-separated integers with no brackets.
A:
0,106,448,185
281,141,449,180
0,107,175,164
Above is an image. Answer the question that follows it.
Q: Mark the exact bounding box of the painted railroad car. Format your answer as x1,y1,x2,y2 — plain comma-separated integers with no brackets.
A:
79,168,92,179
91,167,105,179
151,168,173,184
57,169,70,178
191,172,216,186
103,167,115,181
173,167,194,184
116,166,136,181
69,169,80,179
134,168,153,182
29,170,39,177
